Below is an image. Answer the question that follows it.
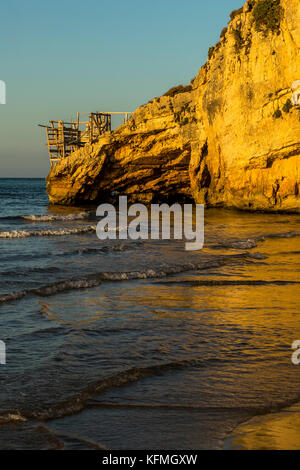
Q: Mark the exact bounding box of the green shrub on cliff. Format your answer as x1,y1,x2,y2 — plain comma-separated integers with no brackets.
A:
220,27,228,39
208,47,215,60
230,7,243,21
273,109,282,119
208,41,222,60
233,28,244,54
253,0,283,33
163,84,192,98
283,99,293,113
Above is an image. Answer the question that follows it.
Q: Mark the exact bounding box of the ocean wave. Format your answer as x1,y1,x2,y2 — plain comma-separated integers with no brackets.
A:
0,252,264,305
0,242,138,265
21,212,91,222
212,239,258,250
211,231,300,251
0,225,97,239
46,429,107,450
0,266,61,277
32,278,102,297
28,359,208,420
245,252,268,260
74,242,141,256
12,356,295,422
0,291,27,303
1,269,190,305
3,364,300,425
0,412,27,424
1,360,209,422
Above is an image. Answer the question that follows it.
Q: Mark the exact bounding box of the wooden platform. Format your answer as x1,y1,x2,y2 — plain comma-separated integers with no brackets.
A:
39,111,131,165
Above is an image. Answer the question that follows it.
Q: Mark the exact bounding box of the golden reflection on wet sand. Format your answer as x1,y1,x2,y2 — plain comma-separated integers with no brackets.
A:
225,403,300,450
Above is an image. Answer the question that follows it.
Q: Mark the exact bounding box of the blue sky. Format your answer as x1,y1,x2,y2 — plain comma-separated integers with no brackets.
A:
0,0,243,177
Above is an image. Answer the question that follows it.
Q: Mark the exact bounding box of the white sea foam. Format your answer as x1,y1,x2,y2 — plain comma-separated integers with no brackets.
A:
213,238,258,250
0,225,97,239
0,252,268,304
33,278,102,296
0,291,26,303
0,413,27,424
22,212,90,222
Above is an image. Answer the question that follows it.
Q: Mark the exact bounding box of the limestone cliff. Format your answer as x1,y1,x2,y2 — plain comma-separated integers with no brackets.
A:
47,0,300,212
46,91,194,205
190,0,300,212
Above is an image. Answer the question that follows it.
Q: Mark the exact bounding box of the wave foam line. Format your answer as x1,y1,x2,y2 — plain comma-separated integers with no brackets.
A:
212,231,300,250
28,359,207,421
0,225,97,239
22,212,91,222
212,239,258,250
2,361,208,423
0,412,27,424
0,252,263,305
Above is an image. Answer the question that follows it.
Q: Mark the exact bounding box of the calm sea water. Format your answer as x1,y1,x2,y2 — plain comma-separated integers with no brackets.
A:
0,178,300,450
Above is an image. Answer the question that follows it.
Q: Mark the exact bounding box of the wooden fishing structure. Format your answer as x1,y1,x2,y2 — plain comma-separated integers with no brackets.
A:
39,111,132,165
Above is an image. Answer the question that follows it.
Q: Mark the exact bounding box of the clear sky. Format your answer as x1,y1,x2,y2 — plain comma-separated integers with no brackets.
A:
0,0,243,177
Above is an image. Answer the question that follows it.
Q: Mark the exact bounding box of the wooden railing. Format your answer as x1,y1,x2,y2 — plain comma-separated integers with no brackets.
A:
39,111,132,165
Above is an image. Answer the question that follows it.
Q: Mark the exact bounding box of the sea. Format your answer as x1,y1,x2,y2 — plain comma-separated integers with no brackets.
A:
0,178,299,450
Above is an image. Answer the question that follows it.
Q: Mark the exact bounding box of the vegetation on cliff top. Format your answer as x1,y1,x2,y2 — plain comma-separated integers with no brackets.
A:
253,0,283,33
230,7,244,21
208,0,284,60
163,84,192,98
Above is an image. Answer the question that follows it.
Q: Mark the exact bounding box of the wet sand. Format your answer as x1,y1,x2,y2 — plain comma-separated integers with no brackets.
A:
224,402,300,450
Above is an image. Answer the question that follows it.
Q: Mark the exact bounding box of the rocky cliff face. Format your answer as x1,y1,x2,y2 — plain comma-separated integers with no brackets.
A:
190,0,300,212
47,91,194,205
47,0,300,212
